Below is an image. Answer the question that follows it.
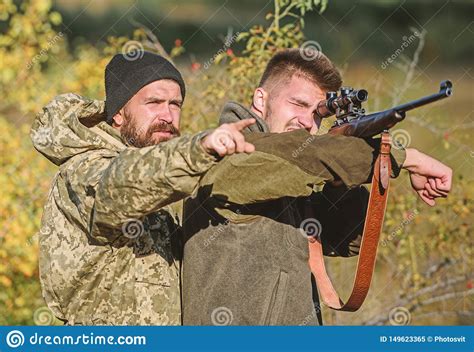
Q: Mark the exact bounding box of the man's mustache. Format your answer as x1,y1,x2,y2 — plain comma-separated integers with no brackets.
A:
149,122,180,136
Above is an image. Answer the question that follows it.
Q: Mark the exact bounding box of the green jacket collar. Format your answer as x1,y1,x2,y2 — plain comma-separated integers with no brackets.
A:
219,101,270,133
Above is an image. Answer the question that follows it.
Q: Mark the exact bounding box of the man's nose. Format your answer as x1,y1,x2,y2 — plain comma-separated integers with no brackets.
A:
157,105,174,124
298,114,314,130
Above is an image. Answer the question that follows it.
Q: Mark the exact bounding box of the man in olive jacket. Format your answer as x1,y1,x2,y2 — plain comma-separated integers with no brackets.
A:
181,49,452,325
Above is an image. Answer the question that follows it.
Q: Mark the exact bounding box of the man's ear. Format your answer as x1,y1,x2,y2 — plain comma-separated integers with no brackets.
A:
251,87,268,118
112,109,125,128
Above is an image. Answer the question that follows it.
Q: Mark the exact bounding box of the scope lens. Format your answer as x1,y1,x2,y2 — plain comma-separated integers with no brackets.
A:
356,90,368,101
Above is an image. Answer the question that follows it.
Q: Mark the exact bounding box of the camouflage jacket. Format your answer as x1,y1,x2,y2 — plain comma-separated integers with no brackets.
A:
30,94,217,325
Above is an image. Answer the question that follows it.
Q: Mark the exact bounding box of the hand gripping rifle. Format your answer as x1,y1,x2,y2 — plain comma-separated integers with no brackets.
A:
307,81,453,312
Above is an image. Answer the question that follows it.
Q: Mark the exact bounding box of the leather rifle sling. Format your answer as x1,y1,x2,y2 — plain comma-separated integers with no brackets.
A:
307,131,392,311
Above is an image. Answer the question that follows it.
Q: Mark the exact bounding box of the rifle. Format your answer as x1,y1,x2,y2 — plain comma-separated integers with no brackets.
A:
316,80,453,137
307,81,454,312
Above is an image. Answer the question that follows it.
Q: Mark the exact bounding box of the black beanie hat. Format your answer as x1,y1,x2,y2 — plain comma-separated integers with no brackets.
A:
104,51,186,124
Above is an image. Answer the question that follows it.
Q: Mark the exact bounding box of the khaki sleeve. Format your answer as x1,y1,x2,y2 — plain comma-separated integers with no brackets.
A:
199,129,406,206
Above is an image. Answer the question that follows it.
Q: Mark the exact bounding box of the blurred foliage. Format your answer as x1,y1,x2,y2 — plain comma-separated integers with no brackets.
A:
0,118,56,324
53,0,473,66
0,0,472,325
0,0,65,113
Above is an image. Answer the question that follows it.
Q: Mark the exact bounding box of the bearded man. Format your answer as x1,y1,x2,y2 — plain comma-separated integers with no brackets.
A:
31,52,254,325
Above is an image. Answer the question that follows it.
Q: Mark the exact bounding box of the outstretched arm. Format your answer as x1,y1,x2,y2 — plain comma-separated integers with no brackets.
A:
31,94,256,244
197,129,406,206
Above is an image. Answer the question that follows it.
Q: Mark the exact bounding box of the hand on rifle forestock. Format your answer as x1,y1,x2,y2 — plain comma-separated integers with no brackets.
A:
402,148,453,206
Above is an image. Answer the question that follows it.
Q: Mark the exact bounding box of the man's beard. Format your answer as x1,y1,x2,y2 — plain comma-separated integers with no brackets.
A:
120,110,180,148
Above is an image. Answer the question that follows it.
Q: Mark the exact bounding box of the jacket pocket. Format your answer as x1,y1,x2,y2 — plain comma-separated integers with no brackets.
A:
263,270,289,325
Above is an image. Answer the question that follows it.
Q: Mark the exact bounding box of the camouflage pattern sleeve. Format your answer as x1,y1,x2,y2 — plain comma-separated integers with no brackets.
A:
90,132,218,242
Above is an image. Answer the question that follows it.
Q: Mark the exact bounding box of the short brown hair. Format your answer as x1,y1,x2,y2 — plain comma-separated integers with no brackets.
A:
258,48,342,94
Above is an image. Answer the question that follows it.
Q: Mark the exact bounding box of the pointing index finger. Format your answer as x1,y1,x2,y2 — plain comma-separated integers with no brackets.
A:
232,118,256,131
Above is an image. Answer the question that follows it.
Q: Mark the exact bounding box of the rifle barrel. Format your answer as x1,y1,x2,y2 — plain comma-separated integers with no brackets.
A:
393,80,452,113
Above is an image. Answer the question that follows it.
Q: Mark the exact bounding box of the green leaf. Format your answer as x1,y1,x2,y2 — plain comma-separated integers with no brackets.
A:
49,11,62,26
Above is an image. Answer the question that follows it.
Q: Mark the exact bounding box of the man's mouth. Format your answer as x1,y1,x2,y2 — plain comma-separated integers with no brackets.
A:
286,126,303,132
146,122,181,143
151,131,177,141
153,130,173,136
